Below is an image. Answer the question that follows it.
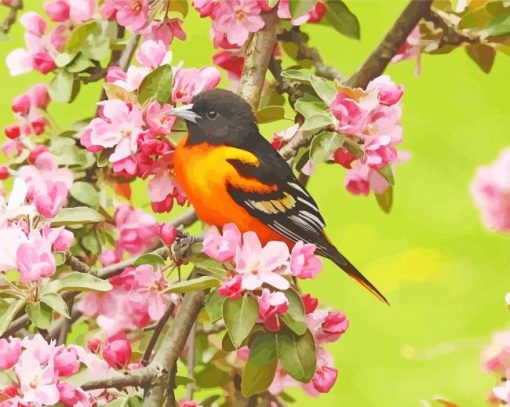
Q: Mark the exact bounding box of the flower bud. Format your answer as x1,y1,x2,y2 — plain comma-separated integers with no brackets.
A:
103,338,132,369
12,94,30,115
4,124,21,139
157,223,177,245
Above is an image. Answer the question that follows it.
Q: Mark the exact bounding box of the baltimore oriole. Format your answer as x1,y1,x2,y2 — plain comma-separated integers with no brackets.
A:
168,89,387,304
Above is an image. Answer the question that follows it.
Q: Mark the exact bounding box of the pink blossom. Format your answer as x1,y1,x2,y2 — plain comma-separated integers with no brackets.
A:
213,50,244,80
319,311,349,343
145,102,176,135
105,65,149,92
103,338,132,369
53,346,80,377
110,0,149,31
271,123,300,150
302,294,318,314
235,232,290,291
33,180,68,218
44,1,70,22
0,166,9,180
135,40,172,68
20,334,56,364
11,94,31,115
333,147,356,169
391,26,422,74
203,223,242,262
86,338,102,354
141,19,186,45
15,356,60,406
471,148,510,232
269,365,298,395
362,135,398,170
367,75,404,106
42,225,73,252
258,289,289,332
193,0,221,17
277,0,326,26
115,204,158,255
290,241,322,279
16,230,56,283
0,337,21,369
172,67,221,104
311,365,338,393
45,0,94,24
218,274,243,299
129,265,169,320
57,382,91,407
158,222,177,245
344,162,389,196
4,124,21,139
330,93,368,135
482,330,510,375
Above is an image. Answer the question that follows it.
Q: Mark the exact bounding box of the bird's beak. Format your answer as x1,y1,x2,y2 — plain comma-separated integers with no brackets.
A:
163,104,201,124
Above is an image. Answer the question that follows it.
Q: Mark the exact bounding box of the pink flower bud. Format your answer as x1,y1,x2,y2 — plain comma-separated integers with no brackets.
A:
103,338,132,369
312,366,338,393
86,337,102,354
4,124,21,139
28,145,49,163
301,294,318,314
333,147,356,169
322,311,349,336
53,347,80,377
31,116,47,135
33,180,68,218
157,223,177,245
0,166,10,181
218,274,243,300
28,84,50,109
0,338,21,369
57,382,90,406
44,0,70,22
32,51,56,74
11,94,31,115
0,384,18,398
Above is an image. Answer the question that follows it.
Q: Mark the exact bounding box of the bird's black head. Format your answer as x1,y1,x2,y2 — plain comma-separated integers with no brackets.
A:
166,89,259,147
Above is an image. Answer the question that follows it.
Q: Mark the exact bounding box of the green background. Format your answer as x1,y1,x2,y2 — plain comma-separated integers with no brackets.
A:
1,1,509,405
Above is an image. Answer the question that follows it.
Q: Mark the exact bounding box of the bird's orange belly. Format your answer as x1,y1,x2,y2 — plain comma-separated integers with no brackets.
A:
174,138,291,245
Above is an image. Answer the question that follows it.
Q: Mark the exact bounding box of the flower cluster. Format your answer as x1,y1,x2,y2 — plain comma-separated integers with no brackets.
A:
0,334,111,406
330,75,407,196
471,148,510,233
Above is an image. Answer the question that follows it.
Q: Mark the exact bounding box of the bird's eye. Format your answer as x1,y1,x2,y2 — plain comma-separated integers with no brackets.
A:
206,110,218,120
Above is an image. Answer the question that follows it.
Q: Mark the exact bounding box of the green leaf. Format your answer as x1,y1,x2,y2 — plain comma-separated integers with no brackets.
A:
256,106,285,123
65,21,98,56
175,376,194,386
67,53,95,73
41,293,70,319
195,364,230,388
485,13,510,36
276,328,316,382
378,164,395,186
241,333,278,397
300,113,333,132
134,253,166,267
82,34,110,61
0,299,26,336
205,289,225,322
466,44,496,73
69,182,99,207
166,276,220,293
375,186,393,214
82,234,101,255
49,272,112,293
138,64,173,105
27,302,53,329
48,70,75,103
309,131,344,164
295,94,328,119
267,0,279,6
169,0,189,17
289,0,317,19
325,0,360,39
222,294,259,348
310,75,337,105
51,207,105,227
280,69,311,83
280,288,307,335
103,83,136,103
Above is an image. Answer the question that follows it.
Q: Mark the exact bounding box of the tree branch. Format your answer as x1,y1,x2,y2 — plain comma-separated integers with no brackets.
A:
142,303,176,366
0,0,22,35
425,8,476,47
238,9,279,111
348,0,432,88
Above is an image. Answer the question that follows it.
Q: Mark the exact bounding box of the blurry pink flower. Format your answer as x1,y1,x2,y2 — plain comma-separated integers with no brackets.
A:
213,50,244,80
172,67,221,103
290,241,322,279
482,330,510,375
391,26,422,74
319,311,349,343
28,84,50,109
16,230,56,283
218,274,243,299
158,222,177,245
302,294,318,314
135,40,172,68
0,166,9,180
271,123,299,150
44,1,70,22
269,366,298,395
11,94,31,115
86,338,102,354
112,0,149,31
0,337,21,369
212,0,265,46
57,382,91,407
471,148,510,232
0,227,28,272
203,223,242,262
145,102,176,135
367,75,404,106
103,338,132,369
333,147,356,169
42,225,73,252
362,135,398,170
129,265,169,320
53,346,80,377
141,19,186,45
277,0,326,26
312,365,338,393
193,0,221,17
344,162,390,196
115,204,158,255
33,180,68,218
4,124,21,139
493,380,510,404
21,11,46,35
235,232,290,291
330,93,368,135
45,0,94,24
181,401,201,407
105,65,149,92
15,356,60,406
21,334,56,364
258,288,289,332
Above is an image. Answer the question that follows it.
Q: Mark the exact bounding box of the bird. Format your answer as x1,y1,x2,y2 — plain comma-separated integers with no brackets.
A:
167,88,387,304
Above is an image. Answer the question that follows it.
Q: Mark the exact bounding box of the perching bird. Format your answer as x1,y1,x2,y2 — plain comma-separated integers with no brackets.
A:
168,89,387,304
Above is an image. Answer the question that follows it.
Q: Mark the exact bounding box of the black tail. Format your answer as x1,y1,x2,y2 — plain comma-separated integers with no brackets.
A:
320,244,389,305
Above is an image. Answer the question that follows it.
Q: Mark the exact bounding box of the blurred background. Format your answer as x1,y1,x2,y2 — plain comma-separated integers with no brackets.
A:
2,1,510,405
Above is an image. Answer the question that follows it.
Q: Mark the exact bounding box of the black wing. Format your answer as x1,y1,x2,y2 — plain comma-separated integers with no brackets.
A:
226,137,330,252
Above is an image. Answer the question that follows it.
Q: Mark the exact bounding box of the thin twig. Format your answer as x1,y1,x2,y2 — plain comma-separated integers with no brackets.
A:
0,0,22,35
142,303,176,366
425,8,476,47
185,322,196,400
57,297,74,345
119,34,140,72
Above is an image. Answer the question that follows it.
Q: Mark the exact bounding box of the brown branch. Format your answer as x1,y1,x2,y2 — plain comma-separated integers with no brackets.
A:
65,254,90,273
57,297,74,345
0,0,22,35
425,9,476,47
119,34,140,72
142,303,176,366
185,322,196,400
170,209,197,229
238,9,279,111
348,0,432,88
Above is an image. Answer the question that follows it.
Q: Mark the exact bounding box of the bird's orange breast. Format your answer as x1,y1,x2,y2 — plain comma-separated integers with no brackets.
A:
174,134,291,245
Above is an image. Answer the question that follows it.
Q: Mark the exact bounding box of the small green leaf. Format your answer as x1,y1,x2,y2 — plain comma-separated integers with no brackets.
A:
67,53,95,73
169,0,189,17
205,289,225,322
222,294,259,348
241,333,278,397
289,0,317,19
41,293,70,319
175,376,194,386
276,328,316,382
309,131,344,164
82,234,101,255
484,13,510,36
466,44,496,73
324,0,360,39
375,186,393,214
134,253,166,267
51,207,105,227
27,302,53,329
378,164,395,186
69,182,99,207
138,64,173,105
280,288,307,335
166,276,220,294
48,70,75,103
49,272,112,293
0,299,26,336
310,75,337,105
103,83,136,103
256,106,285,123
195,364,230,388
65,21,98,55
267,0,279,6
295,94,328,119
280,69,311,83
82,34,110,61
300,113,333,132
